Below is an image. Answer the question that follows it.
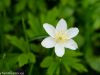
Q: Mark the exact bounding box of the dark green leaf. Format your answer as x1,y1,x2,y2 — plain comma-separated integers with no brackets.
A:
41,56,53,68
6,35,29,52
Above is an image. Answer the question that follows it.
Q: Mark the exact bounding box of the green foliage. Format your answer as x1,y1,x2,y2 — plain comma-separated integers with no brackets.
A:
41,56,53,68
41,56,59,75
0,0,11,11
0,53,18,71
6,35,29,52
85,47,100,72
18,53,35,67
0,0,100,75
27,12,44,39
41,51,87,75
15,0,26,13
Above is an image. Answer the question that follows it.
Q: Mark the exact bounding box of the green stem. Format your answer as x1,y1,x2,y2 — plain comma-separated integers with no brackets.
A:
1,10,6,53
22,17,34,75
22,17,30,52
1,33,4,53
28,63,34,75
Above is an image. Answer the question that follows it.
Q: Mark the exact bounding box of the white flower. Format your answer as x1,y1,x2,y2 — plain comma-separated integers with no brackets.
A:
41,18,79,57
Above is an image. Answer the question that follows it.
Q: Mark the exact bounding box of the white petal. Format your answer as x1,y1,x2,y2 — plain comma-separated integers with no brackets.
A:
64,39,78,50
56,18,67,31
66,27,79,39
43,23,55,37
41,37,55,48
55,44,65,57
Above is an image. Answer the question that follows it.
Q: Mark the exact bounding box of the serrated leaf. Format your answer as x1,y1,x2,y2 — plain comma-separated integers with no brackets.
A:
41,56,53,68
40,7,58,25
62,51,87,72
18,53,28,67
6,35,29,52
18,53,35,67
27,13,44,39
62,61,71,73
47,61,58,75
71,63,87,72
65,50,83,57
28,13,41,34
28,53,36,63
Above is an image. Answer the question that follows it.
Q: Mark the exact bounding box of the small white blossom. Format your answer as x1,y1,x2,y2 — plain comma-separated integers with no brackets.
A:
41,18,79,57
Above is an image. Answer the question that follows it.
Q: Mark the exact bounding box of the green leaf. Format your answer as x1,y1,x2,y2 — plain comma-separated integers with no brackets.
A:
61,0,76,7
0,0,11,11
28,13,41,34
56,66,60,75
64,50,83,57
70,63,87,72
93,18,100,30
62,50,87,72
6,35,29,52
60,0,68,5
3,0,11,7
27,12,44,39
41,56,59,75
28,53,36,63
40,7,59,25
41,56,53,68
18,53,29,67
15,0,26,13
0,1,4,11
63,61,71,73
74,35,85,48
89,57,100,72
36,0,46,12
47,61,58,75
59,7,74,18
67,16,75,27
28,0,35,11
18,53,35,67
86,47,100,72
0,53,19,71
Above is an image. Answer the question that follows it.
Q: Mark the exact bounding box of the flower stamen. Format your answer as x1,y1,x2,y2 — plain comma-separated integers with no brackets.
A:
55,31,68,43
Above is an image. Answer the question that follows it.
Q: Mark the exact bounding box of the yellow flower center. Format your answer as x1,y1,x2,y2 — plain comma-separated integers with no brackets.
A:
55,30,68,43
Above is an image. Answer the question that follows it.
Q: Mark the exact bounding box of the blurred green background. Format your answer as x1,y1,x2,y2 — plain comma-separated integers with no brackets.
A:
0,0,100,75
